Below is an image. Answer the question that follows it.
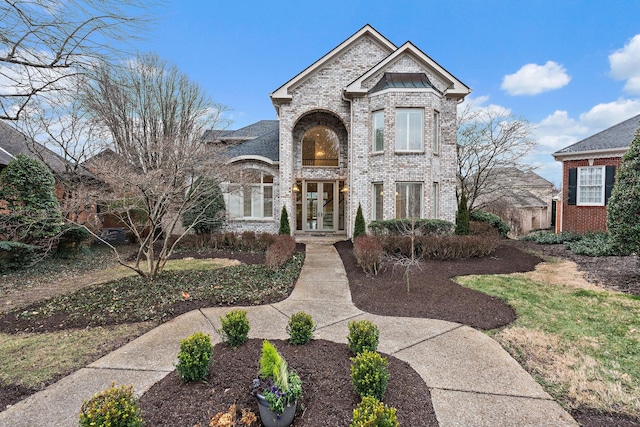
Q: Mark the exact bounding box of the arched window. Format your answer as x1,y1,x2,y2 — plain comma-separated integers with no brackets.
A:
302,125,340,167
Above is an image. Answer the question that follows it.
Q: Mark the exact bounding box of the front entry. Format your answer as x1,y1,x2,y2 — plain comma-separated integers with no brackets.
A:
295,180,345,233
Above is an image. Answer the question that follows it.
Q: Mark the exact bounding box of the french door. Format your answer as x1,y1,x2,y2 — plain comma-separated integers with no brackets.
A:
305,182,336,231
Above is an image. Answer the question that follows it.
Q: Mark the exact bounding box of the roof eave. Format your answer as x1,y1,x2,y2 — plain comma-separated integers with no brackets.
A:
553,147,629,161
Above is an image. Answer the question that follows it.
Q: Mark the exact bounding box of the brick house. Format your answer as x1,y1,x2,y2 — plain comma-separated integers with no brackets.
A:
552,113,640,233
206,25,470,237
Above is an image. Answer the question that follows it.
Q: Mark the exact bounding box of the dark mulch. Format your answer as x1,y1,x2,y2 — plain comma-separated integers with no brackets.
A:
139,339,437,426
335,240,542,330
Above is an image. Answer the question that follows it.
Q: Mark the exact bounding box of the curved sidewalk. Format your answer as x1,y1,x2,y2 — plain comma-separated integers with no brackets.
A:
0,243,578,426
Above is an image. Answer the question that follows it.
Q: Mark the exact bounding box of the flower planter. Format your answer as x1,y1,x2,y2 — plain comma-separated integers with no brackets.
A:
255,393,297,427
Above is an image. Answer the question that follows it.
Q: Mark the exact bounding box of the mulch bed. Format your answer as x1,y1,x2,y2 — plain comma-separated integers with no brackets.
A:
335,240,542,330
139,339,437,426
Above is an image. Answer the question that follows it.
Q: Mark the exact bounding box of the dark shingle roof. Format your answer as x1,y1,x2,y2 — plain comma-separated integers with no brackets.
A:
369,72,442,94
0,121,69,174
204,120,279,162
554,113,640,155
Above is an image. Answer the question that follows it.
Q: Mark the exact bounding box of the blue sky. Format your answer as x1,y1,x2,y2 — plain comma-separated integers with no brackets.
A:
135,0,640,186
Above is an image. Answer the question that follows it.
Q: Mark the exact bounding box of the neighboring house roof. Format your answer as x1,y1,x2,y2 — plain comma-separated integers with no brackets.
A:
496,167,554,188
553,113,640,160
0,120,82,176
476,167,553,209
502,188,548,208
204,120,280,163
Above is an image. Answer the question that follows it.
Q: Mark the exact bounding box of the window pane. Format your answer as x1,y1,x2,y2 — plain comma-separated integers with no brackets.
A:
395,109,423,151
395,183,407,219
432,182,439,218
433,111,440,153
373,183,383,221
395,111,408,151
409,183,422,218
578,167,603,205
408,111,422,151
263,186,273,217
302,125,340,166
373,111,384,152
228,190,243,219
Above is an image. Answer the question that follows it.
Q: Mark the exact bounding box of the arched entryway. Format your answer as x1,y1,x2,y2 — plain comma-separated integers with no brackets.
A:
292,111,348,234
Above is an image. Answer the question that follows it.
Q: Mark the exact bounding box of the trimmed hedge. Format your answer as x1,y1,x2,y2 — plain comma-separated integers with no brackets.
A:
469,210,510,237
368,219,454,236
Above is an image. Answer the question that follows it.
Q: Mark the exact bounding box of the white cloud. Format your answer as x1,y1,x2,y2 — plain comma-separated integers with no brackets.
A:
579,99,640,128
501,61,571,95
609,34,640,95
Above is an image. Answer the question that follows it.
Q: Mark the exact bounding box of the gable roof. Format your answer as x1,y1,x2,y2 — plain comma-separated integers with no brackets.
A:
204,120,279,163
0,120,83,176
345,41,470,99
270,24,397,103
553,113,640,160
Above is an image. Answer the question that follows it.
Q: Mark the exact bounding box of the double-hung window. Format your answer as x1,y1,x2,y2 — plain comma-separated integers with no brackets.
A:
395,109,423,152
431,182,439,218
432,111,440,154
372,183,384,221
373,111,384,153
228,171,273,219
395,182,422,219
577,166,605,206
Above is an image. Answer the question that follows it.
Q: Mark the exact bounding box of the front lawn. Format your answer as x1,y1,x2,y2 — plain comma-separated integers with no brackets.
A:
457,263,640,418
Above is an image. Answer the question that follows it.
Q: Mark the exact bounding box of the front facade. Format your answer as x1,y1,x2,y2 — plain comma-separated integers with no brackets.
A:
553,113,639,233
213,25,470,237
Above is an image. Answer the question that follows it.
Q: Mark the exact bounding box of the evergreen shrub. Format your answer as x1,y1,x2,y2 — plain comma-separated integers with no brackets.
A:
347,320,380,355
350,350,389,400
286,311,315,345
219,310,250,348
79,383,144,427
176,332,213,382
350,396,398,427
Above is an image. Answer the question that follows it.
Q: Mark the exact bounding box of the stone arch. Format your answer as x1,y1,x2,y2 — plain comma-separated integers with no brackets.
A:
292,110,348,173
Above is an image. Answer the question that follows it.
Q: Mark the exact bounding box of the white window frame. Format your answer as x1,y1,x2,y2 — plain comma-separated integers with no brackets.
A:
577,166,605,206
432,110,440,155
372,111,384,153
227,171,274,219
395,182,423,219
395,108,424,152
372,182,384,221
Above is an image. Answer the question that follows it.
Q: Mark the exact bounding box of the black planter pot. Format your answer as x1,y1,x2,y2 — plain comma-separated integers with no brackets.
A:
255,394,297,427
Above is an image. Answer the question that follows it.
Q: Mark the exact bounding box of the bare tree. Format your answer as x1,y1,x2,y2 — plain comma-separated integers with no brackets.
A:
0,0,151,121
457,103,536,211
82,53,231,278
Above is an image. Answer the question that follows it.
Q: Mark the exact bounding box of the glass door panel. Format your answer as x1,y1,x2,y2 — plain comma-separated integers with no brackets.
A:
306,182,318,230
322,182,334,230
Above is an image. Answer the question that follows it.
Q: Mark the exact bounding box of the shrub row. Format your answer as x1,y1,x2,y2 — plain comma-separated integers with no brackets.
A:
522,231,632,257
368,219,455,236
378,234,498,260
353,235,383,275
176,231,277,252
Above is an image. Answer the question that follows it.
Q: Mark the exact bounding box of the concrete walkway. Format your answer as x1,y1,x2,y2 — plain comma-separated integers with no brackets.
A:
0,242,578,426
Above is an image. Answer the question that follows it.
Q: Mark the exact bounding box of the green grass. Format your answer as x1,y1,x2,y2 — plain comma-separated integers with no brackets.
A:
0,323,153,389
457,273,640,416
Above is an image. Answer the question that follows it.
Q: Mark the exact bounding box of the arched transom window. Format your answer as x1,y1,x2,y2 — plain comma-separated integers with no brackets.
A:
302,125,340,167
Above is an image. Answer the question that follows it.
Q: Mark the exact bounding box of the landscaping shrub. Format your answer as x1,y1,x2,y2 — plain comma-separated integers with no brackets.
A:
469,220,499,237
420,235,498,260
470,210,510,237
223,232,237,248
564,232,631,257
0,241,38,272
286,311,315,345
350,396,398,427
79,383,144,427
347,320,380,355
219,310,250,348
377,234,413,257
353,235,383,275
176,332,213,382
455,193,470,235
55,225,91,258
240,230,257,250
368,219,454,236
350,350,389,400
278,205,291,235
257,232,276,251
353,203,366,240
266,235,296,270
520,230,582,244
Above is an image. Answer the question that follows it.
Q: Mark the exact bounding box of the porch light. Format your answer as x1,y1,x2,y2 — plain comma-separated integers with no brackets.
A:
292,183,300,192
340,185,349,193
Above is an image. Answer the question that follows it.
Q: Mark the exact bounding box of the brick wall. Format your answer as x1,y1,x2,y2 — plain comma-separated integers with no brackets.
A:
561,157,621,233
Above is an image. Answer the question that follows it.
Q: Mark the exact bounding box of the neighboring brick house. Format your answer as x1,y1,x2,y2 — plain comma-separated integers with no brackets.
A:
552,113,640,233
0,120,100,229
205,25,470,237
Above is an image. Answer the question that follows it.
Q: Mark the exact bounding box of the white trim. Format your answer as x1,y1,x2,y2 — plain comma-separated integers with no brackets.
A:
553,147,628,161
270,25,396,103
344,42,471,99
225,155,277,165
0,146,14,160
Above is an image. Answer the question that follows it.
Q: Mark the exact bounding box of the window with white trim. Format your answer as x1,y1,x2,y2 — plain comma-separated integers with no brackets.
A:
577,166,605,206
373,111,384,153
395,108,423,152
372,183,383,221
395,182,422,219
228,170,273,219
432,110,440,154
